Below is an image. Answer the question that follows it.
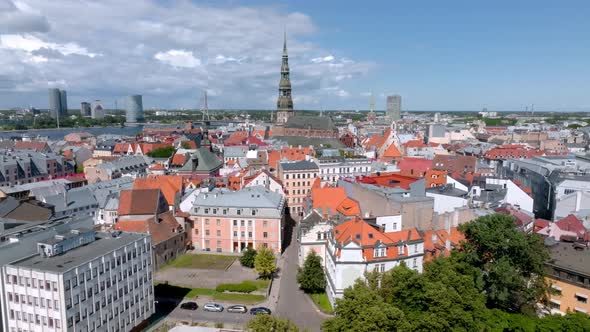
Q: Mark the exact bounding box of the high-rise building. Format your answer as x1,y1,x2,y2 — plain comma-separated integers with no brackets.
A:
48,88,62,118
386,95,401,121
276,31,294,124
1,229,154,332
59,90,68,116
80,102,91,117
125,95,144,123
91,100,105,119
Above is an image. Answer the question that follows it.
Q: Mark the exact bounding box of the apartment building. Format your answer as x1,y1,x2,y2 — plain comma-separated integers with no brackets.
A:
189,186,286,253
277,160,319,216
316,156,372,185
545,242,590,315
0,151,75,187
1,229,154,332
324,217,424,306
84,156,149,184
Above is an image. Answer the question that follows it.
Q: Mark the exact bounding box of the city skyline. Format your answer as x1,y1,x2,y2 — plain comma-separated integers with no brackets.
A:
0,1,589,112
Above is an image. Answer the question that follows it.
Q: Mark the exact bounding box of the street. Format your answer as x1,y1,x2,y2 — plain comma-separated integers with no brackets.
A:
275,226,327,332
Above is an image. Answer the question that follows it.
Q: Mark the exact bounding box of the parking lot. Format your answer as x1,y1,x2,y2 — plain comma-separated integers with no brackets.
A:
162,300,261,327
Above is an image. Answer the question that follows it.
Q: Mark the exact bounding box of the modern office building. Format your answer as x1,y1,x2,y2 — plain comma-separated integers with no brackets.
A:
91,101,105,119
386,95,401,121
125,95,144,123
48,88,66,119
59,90,68,116
1,229,154,332
81,102,91,117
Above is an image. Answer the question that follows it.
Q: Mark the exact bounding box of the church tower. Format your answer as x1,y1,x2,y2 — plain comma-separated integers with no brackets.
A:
276,30,294,123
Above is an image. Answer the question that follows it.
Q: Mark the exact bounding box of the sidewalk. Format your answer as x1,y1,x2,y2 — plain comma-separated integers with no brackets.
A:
260,252,287,311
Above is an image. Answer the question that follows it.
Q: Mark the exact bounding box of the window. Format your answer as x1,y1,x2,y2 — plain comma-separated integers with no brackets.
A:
248,220,252,227
216,219,221,226
233,220,238,226
412,258,418,269
205,229,210,236
263,232,268,238
251,210,256,216
548,300,560,310
195,229,199,235
263,220,268,228
205,219,210,225
241,220,245,227
248,232,252,238
233,231,237,237
398,245,404,255
576,294,588,304
237,209,242,215
241,231,245,237
374,247,386,258
216,230,221,237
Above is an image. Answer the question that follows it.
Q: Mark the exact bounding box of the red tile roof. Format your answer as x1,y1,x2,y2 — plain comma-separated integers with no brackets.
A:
397,157,433,175
170,153,188,166
422,227,464,261
336,197,361,216
15,141,49,152
357,172,420,190
483,145,544,160
134,176,183,207
114,211,183,245
312,187,348,216
118,189,165,215
555,214,587,237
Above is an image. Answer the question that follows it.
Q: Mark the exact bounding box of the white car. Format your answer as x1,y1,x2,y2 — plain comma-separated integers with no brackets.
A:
203,303,224,312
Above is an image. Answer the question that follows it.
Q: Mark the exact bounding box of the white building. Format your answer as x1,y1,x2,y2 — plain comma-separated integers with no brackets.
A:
325,217,424,307
298,211,331,267
1,230,154,332
241,169,284,196
316,157,372,185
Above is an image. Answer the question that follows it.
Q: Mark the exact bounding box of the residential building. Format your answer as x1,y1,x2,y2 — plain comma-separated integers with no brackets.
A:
316,156,372,185
14,141,51,153
240,169,284,195
1,229,154,332
325,217,424,306
0,151,75,187
112,143,170,156
189,186,286,253
432,154,478,175
545,242,590,315
84,155,149,184
133,175,184,211
278,160,319,216
298,210,331,266
171,148,223,177
115,189,187,269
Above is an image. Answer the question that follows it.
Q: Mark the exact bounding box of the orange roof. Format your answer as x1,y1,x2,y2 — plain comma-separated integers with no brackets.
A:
381,143,402,159
180,140,197,149
332,217,423,261
364,130,390,150
425,169,447,188
114,211,183,245
311,177,322,190
267,150,281,169
149,164,166,171
15,141,49,152
358,172,420,190
336,197,361,216
312,187,348,216
422,227,464,261
170,153,187,166
398,157,433,176
223,131,249,145
133,175,183,207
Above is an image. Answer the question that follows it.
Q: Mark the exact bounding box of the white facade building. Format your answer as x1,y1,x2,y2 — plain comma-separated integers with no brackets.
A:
1,230,154,332
316,157,372,185
324,218,424,307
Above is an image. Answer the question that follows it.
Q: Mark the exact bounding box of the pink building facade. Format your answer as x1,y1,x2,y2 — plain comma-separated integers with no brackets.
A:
188,186,286,253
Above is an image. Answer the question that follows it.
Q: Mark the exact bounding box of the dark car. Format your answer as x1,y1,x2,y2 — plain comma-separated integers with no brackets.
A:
227,305,248,313
250,307,272,315
180,302,198,310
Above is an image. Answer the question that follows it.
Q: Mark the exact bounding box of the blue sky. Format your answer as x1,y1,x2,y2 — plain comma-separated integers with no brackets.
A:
0,0,589,111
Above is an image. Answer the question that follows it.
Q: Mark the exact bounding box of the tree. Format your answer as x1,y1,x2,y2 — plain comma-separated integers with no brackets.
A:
147,146,175,158
240,248,257,268
458,213,549,314
322,280,410,332
180,141,192,149
247,314,299,332
297,251,326,293
254,246,276,279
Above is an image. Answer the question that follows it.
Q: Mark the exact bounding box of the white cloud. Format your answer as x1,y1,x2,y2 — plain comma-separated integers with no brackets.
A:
154,49,201,68
310,55,334,63
0,0,374,109
336,89,350,97
0,34,99,57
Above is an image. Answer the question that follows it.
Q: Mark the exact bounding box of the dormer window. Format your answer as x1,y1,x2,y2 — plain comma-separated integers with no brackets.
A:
374,247,386,258
251,210,257,216
212,208,217,214
204,208,210,214
398,245,404,255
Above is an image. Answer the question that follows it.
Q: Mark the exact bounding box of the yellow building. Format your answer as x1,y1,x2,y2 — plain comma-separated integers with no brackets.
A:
545,242,590,315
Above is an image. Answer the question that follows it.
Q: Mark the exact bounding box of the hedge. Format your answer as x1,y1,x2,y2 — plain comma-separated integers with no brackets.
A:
215,281,258,293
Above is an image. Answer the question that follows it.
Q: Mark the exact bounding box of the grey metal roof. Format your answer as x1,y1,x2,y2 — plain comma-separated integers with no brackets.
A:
279,160,319,171
177,148,223,173
546,242,590,276
273,136,345,149
223,146,248,158
9,231,148,273
193,186,283,209
284,116,337,130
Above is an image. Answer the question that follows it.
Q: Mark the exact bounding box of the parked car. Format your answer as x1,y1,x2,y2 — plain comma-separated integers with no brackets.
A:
250,307,272,315
203,302,224,312
180,302,198,310
227,305,248,313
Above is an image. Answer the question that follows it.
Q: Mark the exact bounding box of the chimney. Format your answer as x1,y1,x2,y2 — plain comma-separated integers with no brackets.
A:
191,155,199,171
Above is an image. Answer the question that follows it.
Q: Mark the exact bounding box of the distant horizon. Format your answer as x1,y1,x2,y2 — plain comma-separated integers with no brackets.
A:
1,1,589,111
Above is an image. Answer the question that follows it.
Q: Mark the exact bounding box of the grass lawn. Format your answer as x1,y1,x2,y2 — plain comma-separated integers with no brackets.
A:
310,293,333,314
164,254,236,270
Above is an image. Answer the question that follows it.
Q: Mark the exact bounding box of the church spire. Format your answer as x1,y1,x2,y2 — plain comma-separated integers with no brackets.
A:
276,28,294,123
